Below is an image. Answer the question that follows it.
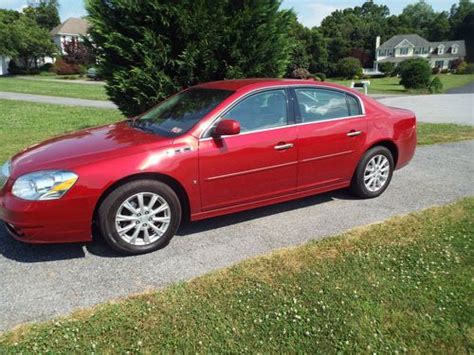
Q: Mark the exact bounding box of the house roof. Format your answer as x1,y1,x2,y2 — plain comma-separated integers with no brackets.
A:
50,17,89,36
378,34,430,50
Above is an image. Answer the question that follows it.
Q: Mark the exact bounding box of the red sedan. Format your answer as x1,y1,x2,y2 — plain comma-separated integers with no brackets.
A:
0,79,416,254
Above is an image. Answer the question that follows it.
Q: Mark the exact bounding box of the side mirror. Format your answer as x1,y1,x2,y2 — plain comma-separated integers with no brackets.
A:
213,119,240,137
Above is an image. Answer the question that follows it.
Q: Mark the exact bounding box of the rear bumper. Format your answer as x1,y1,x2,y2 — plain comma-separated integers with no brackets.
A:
395,123,417,170
0,191,96,244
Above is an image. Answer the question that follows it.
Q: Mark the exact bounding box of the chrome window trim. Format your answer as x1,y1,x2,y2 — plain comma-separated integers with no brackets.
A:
199,84,366,139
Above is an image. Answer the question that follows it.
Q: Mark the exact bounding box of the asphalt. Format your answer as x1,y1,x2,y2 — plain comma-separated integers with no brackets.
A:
446,81,474,94
0,140,473,332
0,91,117,109
378,93,474,126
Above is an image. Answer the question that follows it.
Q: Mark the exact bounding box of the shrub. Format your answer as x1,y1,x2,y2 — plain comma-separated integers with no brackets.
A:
461,63,474,74
54,58,81,75
428,76,443,94
7,60,25,75
399,58,431,90
290,68,311,79
314,72,326,81
432,67,442,75
39,63,54,72
455,60,468,74
337,57,362,79
86,0,294,116
379,62,396,76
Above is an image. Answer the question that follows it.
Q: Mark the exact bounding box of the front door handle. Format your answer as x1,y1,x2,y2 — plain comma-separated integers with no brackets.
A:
347,130,362,137
274,143,294,150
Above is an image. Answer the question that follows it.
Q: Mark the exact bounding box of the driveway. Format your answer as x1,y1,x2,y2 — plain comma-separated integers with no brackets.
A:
0,140,473,332
378,93,474,126
0,91,117,109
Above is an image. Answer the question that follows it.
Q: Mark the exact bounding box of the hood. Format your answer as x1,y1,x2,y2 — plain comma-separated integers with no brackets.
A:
11,121,173,177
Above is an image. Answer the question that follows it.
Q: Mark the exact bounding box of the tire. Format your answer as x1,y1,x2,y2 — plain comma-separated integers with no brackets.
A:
98,180,182,255
351,146,394,199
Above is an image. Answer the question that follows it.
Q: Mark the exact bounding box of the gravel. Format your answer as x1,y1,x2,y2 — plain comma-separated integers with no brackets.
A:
0,140,473,332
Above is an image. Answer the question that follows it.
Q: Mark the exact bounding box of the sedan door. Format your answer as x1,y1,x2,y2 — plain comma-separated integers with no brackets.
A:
198,89,298,211
292,87,368,192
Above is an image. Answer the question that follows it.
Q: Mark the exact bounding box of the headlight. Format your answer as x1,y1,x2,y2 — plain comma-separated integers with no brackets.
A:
12,170,78,201
0,160,11,189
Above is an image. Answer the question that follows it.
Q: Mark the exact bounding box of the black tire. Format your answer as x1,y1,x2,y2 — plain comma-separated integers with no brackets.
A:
351,146,394,199
98,180,182,255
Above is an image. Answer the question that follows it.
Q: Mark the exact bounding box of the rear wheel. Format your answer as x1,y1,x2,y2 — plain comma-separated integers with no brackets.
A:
98,180,181,254
351,146,394,198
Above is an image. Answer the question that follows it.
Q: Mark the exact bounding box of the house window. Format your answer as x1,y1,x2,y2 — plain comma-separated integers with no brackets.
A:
438,45,444,55
435,60,444,68
422,47,429,54
400,48,409,55
452,46,458,54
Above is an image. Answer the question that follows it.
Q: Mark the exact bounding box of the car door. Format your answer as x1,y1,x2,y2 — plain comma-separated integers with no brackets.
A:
292,87,367,192
198,89,298,211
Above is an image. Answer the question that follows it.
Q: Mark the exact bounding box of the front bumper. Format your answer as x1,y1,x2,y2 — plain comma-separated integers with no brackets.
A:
0,190,96,244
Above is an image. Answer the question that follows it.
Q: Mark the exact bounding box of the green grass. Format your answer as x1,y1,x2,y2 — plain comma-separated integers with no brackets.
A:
329,74,474,95
417,123,474,145
0,100,124,162
1,198,472,353
0,76,108,100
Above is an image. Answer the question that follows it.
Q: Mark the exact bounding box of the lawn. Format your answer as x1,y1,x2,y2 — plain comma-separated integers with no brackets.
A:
0,99,473,163
0,76,108,101
1,198,472,353
0,100,123,162
329,73,474,95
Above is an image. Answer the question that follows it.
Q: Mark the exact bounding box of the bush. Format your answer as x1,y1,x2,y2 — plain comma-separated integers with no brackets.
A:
379,62,396,76
8,60,25,75
455,60,467,74
459,63,474,74
428,76,443,94
86,0,294,116
39,63,54,72
337,57,362,79
399,59,431,90
290,67,311,79
54,58,81,75
314,72,326,81
432,67,442,75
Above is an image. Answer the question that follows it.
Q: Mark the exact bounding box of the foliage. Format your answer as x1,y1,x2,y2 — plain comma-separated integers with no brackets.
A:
378,62,396,76
0,198,472,353
86,0,294,116
23,0,60,31
62,39,93,65
39,62,54,73
289,68,311,79
314,72,326,81
54,58,81,75
399,58,431,90
428,76,443,93
0,10,56,73
337,57,362,79
450,0,474,61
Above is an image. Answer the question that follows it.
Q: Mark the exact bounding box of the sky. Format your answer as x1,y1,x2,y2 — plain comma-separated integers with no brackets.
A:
0,0,460,27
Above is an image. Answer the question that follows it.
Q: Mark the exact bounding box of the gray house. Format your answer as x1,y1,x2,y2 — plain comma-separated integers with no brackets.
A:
375,34,466,71
50,17,90,54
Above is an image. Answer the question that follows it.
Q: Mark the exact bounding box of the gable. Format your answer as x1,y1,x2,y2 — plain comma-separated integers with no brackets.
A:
394,39,415,48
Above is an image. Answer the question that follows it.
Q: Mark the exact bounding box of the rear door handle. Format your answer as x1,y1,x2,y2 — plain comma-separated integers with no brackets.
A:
347,130,362,137
274,143,294,150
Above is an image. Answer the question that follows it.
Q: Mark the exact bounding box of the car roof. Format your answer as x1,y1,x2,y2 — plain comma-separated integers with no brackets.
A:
195,78,351,92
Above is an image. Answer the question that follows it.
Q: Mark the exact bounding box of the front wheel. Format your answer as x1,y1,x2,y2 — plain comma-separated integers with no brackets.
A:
351,146,394,199
98,180,182,255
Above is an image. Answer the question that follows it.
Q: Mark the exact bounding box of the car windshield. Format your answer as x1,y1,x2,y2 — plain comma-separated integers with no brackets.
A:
133,88,234,137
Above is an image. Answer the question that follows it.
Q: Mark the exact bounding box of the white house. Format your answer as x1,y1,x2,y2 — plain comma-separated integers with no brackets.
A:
50,17,90,54
375,34,466,71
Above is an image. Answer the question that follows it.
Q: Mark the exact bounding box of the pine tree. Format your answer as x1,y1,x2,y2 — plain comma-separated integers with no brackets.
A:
85,0,294,116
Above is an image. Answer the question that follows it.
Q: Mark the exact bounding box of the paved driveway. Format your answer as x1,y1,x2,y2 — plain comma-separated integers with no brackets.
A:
378,93,474,126
0,141,473,332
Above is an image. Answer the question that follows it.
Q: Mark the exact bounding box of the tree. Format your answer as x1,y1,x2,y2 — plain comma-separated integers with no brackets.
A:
63,38,93,65
337,57,362,78
399,58,431,90
23,0,60,31
0,10,56,72
86,0,294,116
399,0,435,38
450,0,474,61
428,11,451,41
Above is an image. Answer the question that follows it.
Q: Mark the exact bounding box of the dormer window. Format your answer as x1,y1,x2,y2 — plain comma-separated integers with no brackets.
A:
438,45,445,55
452,45,458,54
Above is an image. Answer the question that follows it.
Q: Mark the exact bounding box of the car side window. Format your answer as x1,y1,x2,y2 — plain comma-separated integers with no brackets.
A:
346,94,362,116
295,88,356,123
224,90,288,133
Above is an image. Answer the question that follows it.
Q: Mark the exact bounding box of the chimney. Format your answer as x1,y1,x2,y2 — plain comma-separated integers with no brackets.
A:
376,36,381,49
